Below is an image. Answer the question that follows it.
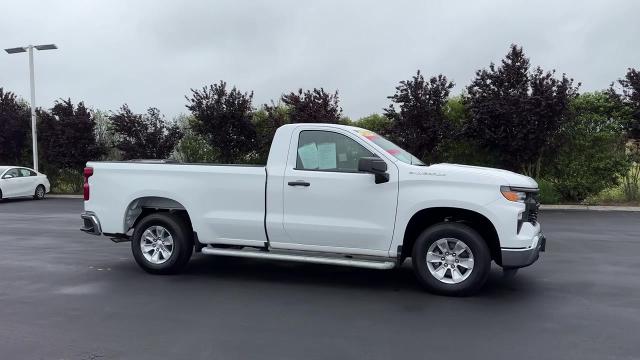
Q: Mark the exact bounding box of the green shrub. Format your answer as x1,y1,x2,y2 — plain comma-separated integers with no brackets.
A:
537,179,562,204
587,186,626,205
171,133,218,163
586,164,639,205
546,92,632,202
549,132,629,202
622,143,640,201
49,168,83,194
622,164,640,201
354,114,392,136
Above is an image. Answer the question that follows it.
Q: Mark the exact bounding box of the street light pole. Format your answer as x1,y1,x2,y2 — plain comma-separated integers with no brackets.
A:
28,46,38,171
5,44,58,172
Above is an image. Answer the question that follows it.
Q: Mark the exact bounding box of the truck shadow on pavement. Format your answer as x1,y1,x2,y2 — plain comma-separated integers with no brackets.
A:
177,254,541,298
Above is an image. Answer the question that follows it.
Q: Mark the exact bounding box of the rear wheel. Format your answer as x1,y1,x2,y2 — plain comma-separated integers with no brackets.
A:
33,185,45,200
412,222,491,296
131,213,193,274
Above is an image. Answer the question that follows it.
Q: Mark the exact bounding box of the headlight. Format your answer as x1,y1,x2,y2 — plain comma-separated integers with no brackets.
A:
500,186,526,202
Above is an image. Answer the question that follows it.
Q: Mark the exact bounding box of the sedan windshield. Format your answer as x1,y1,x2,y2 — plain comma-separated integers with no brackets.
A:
354,129,425,165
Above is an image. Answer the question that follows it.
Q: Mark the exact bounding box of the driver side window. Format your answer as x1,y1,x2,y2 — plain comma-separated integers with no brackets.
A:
296,130,374,172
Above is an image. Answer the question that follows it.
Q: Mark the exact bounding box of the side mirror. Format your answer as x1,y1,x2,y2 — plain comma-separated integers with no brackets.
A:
358,157,389,184
3,174,13,179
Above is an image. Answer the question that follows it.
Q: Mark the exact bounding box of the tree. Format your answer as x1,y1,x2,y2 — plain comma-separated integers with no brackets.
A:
610,68,640,139
93,109,120,160
437,97,499,166
354,114,392,136
609,68,640,200
252,102,290,164
0,88,30,164
549,92,630,201
186,81,256,163
463,44,578,175
109,105,183,160
281,88,342,123
171,115,218,163
38,99,105,171
444,96,467,126
384,70,454,162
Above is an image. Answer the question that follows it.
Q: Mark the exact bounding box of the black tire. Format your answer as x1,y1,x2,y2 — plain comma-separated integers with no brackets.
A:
33,185,46,200
411,222,491,296
131,212,193,274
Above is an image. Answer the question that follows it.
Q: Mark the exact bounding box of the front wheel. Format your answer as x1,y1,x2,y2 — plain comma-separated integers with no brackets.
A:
131,213,193,274
34,185,46,200
412,223,491,296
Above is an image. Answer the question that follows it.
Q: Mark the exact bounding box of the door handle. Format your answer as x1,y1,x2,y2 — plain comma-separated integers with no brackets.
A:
288,180,311,187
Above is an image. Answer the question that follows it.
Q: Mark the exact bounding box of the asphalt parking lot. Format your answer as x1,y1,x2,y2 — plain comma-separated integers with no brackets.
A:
1,198,639,360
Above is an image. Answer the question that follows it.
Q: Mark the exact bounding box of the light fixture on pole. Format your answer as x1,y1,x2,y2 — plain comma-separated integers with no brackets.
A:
5,44,58,172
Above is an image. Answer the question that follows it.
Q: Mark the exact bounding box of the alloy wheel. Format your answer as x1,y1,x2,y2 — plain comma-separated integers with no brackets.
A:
140,225,174,264
426,238,475,284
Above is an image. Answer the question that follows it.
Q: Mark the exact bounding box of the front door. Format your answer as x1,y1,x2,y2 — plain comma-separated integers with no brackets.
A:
275,128,399,256
1,168,22,197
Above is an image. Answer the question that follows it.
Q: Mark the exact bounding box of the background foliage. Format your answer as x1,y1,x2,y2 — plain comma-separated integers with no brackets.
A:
186,81,256,164
109,105,183,160
0,45,638,203
281,88,342,124
0,88,30,165
464,45,578,177
384,71,454,163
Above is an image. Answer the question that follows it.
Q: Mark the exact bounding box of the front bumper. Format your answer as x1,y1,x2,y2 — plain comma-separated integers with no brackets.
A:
80,211,102,235
501,233,546,269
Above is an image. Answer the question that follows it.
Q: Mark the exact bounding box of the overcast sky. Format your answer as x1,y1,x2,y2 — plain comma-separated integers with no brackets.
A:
1,0,638,120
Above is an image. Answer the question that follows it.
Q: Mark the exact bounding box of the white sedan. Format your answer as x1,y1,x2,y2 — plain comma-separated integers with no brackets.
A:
0,166,50,200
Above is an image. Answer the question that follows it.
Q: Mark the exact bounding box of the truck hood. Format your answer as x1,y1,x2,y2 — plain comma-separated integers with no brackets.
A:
426,163,538,188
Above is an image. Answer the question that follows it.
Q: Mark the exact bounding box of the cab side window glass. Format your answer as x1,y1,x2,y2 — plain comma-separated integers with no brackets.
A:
296,130,374,172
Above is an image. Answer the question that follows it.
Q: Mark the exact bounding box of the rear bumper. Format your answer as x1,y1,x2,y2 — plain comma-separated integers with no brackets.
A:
80,211,102,235
501,233,546,269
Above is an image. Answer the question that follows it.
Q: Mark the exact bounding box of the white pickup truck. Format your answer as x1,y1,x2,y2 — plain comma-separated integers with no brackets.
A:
81,123,545,295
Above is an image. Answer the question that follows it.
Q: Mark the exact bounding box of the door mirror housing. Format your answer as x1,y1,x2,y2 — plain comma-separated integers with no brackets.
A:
358,157,389,184
2,174,13,179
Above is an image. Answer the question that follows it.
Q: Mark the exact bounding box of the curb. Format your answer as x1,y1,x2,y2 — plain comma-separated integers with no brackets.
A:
48,194,83,199
540,204,640,212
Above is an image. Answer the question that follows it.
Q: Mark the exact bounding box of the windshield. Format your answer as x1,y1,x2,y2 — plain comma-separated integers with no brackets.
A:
354,129,425,165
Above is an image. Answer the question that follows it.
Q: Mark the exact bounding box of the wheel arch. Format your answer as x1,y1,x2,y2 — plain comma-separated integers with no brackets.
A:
123,196,194,236
401,207,502,265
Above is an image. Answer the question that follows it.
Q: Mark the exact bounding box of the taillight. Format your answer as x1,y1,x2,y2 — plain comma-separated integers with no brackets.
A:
83,167,93,200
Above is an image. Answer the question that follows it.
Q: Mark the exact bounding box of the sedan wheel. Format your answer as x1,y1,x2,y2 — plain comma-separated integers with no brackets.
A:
34,185,46,200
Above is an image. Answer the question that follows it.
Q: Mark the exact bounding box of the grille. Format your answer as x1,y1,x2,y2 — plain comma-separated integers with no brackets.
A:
524,192,540,225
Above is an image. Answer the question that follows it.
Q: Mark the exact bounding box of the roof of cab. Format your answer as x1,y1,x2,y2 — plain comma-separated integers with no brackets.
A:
279,123,367,133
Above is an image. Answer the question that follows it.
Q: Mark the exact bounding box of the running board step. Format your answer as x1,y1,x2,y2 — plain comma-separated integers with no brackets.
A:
201,247,396,270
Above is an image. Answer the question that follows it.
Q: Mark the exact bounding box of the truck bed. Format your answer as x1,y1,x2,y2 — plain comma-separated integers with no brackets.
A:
84,161,268,247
